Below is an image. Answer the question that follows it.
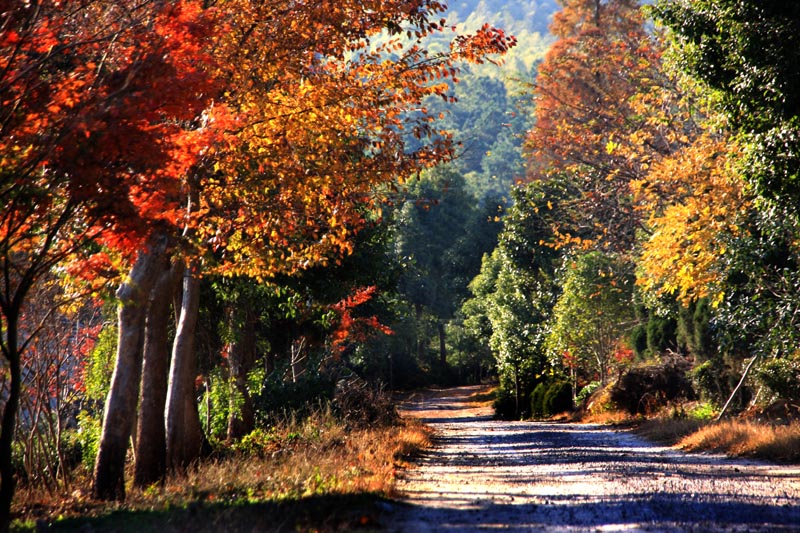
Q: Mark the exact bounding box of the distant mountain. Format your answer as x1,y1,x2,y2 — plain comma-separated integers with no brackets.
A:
443,0,560,75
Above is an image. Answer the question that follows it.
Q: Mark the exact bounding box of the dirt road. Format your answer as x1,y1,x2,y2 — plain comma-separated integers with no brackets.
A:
383,386,800,532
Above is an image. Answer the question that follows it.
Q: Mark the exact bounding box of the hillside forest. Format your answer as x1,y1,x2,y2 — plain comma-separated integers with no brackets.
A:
3,0,800,528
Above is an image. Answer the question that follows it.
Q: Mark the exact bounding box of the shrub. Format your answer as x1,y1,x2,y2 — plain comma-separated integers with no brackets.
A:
576,380,602,405
755,357,800,401
332,378,398,429
76,410,102,470
253,370,336,426
692,358,732,407
529,382,548,419
530,380,572,418
611,356,695,415
543,381,573,415
493,387,519,420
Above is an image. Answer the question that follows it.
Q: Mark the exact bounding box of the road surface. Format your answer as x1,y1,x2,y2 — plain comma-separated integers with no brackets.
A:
383,386,800,532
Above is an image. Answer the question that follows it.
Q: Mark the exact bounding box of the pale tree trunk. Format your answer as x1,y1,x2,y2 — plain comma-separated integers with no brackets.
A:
290,337,306,383
92,234,170,501
133,260,181,487
226,308,256,441
717,353,761,421
437,321,446,368
165,260,205,470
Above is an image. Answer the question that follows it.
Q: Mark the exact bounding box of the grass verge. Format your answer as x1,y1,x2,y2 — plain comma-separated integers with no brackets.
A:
11,411,432,532
677,419,800,463
615,414,800,463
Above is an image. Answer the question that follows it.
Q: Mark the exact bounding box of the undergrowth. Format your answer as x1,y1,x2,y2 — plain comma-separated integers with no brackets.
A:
11,406,431,531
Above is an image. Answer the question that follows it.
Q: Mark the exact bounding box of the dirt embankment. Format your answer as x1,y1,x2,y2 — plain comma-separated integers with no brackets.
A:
383,386,800,532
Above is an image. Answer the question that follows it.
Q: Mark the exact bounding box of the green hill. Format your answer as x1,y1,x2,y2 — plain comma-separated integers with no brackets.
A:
444,0,558,75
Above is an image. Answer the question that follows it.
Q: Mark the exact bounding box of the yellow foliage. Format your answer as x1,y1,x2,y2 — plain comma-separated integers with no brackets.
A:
636,134,751,305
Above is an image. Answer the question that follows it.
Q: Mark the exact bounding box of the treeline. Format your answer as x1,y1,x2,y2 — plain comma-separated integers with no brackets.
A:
465,0,800,420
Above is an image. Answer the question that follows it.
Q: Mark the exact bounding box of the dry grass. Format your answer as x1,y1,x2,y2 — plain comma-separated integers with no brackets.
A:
11,411,432,531
577,402,800,464
635,418,708,446
577,409,638,425
678,419,800,463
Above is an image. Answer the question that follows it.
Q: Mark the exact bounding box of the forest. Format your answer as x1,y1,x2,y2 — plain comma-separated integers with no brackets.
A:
2,0,800,530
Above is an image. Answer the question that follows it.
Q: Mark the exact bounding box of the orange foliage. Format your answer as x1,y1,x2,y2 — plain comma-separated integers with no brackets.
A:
198,0,514,279
523,0,698,253
329,286,393,355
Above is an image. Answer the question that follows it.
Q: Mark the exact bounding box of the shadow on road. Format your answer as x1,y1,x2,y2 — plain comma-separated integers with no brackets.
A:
386,387,800,532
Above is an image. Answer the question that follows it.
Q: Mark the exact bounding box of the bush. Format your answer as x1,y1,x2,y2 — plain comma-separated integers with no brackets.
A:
692,358,732,407
530,380,572,418
755,357,800,401
529,382,548,419
493,387,519,420
576,381,602,405
611,356,695,415
332,378,398,429
76,410,102,470
253,370,336,426
543,381,573,415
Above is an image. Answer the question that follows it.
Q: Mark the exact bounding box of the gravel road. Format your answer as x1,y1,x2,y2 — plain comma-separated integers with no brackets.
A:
383,386,800,532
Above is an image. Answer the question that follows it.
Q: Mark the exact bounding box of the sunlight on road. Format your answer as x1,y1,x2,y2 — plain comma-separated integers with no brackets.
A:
385,386,800,532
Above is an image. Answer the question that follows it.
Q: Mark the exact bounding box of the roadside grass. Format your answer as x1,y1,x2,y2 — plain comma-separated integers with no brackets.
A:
11,409,432,531
678,419,800,463
576,401,800,464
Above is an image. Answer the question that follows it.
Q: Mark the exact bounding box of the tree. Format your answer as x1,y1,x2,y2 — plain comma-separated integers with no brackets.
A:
546,251,636,387
0,0,218,517
653,0,800,206
524,0,690,252
394,168,483,369
475,176,577,417
635,134,750,307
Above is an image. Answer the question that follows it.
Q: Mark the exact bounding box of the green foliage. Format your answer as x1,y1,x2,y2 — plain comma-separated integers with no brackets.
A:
691,358,732,408
688,402,716,421
252,367,336,427
76,410,102,470
646,316,678,356
492,386,521,420
543,381,573,416
529,382,548,419
676,299,716,362
530,379,572,418
629,325,648,359
232,427,279,456
653,0,800,205
84,322,117,402
546,251,636,384
576,380,602,406
713,205,800,362
755,357,800,402
479,177,579,418
199,369,231,440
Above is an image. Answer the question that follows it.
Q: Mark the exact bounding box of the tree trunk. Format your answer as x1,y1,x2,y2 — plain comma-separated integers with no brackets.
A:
165,261,205,470
226,308,256,441
92,234,170,501
717,353,761,421
133,260,180,487
0,313,21,531
437,321,447,368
